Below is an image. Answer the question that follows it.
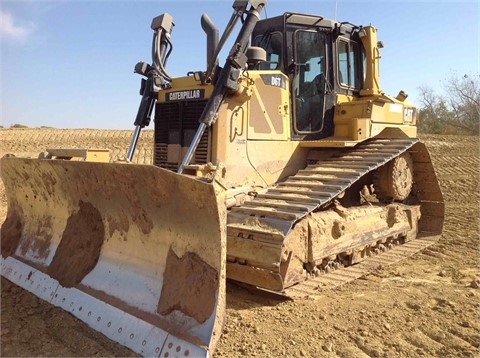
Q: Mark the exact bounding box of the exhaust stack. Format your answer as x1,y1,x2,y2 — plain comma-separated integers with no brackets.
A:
201,14,219,70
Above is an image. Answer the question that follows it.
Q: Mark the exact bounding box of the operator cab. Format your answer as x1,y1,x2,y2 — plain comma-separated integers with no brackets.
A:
251,13,365,140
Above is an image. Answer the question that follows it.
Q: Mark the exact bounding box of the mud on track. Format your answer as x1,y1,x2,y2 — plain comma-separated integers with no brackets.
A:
1,129,479,357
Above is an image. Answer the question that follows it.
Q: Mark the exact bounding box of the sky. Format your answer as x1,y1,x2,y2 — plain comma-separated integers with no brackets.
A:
1,0,478,129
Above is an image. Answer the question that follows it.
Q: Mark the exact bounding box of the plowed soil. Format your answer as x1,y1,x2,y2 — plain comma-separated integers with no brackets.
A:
1,129,479,357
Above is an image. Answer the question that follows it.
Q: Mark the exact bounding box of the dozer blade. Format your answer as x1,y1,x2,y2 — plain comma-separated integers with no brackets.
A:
0,157,226,357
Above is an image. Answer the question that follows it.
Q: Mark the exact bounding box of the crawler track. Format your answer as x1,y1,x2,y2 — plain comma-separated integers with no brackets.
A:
285,234,440,298
226,138,444,293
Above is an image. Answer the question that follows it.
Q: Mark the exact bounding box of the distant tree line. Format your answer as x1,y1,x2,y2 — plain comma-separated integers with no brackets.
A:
417,73,479,135
0,124,54,129
0,124,29,128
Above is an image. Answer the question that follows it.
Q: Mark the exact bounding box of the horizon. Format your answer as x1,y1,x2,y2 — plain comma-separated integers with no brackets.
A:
1,1,478,129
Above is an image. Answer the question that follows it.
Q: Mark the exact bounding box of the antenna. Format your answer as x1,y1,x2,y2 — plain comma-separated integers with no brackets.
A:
334,0,338,21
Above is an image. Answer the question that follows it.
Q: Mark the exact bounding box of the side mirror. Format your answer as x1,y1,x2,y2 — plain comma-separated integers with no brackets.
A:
297,62,311,72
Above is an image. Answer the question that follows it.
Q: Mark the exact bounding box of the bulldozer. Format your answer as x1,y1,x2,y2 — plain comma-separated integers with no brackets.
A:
1,1,444,356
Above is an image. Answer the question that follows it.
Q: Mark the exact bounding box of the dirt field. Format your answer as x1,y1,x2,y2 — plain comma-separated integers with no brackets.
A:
1,129,479,357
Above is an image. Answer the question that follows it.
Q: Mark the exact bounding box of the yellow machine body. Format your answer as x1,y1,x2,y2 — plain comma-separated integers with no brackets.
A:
0,6,443,357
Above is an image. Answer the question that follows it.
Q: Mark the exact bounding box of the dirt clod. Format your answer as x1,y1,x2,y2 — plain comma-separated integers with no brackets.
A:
322,342,334,352
438,270,448,277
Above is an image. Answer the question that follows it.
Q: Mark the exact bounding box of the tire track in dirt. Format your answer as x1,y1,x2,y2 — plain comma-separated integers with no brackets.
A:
421,134,479,264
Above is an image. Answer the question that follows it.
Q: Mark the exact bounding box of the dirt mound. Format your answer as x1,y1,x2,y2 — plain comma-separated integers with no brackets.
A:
1,131,479,357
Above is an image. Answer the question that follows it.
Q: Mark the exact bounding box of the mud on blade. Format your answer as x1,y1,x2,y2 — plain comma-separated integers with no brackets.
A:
0,157,226,357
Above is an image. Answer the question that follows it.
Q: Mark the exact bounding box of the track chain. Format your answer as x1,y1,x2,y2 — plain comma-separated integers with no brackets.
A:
228,138,419,237
285,235,440,298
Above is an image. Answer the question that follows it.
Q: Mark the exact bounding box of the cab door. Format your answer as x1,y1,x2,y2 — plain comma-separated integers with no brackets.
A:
292,30,332,138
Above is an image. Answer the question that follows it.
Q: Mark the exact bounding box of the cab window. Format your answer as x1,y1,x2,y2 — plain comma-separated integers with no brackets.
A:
252,31,283,70
337,39,361,89
293,30,327,133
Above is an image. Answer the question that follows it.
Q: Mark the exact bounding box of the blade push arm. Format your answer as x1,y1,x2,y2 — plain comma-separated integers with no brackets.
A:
127,14,174,162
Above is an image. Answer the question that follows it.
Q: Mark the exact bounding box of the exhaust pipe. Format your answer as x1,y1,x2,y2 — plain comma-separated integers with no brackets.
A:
201,13,219,70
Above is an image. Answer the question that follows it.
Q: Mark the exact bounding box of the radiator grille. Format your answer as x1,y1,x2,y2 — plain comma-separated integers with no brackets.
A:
154,100,210,170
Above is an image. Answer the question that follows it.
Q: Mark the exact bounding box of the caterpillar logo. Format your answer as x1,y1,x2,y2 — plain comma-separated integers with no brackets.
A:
404,107,416,124
166,89,205,102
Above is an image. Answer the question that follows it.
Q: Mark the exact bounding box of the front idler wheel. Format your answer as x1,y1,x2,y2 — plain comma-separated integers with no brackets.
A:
374,152,414,202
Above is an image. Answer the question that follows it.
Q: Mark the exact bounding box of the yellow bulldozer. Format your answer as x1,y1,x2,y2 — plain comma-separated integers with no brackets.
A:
1,1,444,356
